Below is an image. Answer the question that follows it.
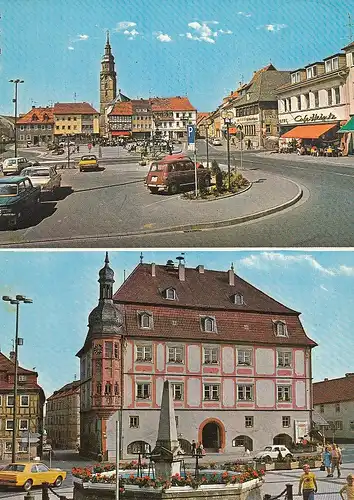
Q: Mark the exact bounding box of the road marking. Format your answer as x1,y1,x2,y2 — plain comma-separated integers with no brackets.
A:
240,158,354,178
143,196,177,208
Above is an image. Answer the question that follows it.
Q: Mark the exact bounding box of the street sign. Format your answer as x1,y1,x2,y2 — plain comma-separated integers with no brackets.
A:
20,431,40,443
187,125,196,151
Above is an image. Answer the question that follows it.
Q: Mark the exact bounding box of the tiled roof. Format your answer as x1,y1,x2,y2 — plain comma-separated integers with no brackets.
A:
233,67,290,107
114,263,298,313
47,380,82,400
113,263,316,347
109,101,133,116
0,352,37,375
313,375,354,404
17,107,54,124
0,352,43,392
151,96,196,112
53,102,99,115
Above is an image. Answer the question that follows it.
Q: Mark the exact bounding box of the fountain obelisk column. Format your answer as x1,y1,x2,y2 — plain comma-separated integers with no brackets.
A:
151,380,181,480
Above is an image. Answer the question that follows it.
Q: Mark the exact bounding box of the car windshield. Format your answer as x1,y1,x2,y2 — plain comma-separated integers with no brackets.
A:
81,155,96,161
3,464,25,471
22,168,50,177
0,184,18,196
6,159,16,166
264,447,272,451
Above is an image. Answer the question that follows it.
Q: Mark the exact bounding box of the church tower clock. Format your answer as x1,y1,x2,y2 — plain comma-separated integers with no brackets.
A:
99,31,117,136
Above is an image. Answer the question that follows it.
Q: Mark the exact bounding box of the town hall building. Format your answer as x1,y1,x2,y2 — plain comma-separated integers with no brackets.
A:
77,254,316,460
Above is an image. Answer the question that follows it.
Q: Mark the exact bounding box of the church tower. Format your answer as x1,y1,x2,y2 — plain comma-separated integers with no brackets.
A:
99,31,117,136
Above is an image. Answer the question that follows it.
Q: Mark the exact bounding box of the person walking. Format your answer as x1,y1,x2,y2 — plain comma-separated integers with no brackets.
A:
331,443,341,478
340,474,354,500
298,464,318,500
322,445,332,477
191,440,196,457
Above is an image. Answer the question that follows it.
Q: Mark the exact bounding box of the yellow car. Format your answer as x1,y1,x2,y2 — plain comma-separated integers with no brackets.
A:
78,154,99,172
0,461,67,491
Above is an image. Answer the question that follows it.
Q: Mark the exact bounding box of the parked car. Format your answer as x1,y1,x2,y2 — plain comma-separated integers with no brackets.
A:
2,157,33,175
78,154,99,172
21,166,61,195
254,445,293,462
212,138,222,146
0,176,41,228
0,462,66,492
145,155,211,194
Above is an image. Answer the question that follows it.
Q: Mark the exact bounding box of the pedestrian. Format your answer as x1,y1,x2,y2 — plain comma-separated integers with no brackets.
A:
340,474,354,500
191,440,196,457
298,464,318,500
77,145,80,153
331,443,341,478
199,443,206,456
322,445,332,477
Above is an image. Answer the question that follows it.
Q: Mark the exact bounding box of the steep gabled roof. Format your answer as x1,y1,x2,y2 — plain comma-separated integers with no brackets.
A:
150,96,196,112
17,107,54,124
109,101,133,116
234,67,291,107
313,375,354,404
0,352,37,375
114,263,299,314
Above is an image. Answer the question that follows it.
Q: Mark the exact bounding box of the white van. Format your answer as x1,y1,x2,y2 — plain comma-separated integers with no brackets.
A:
2,157,33,175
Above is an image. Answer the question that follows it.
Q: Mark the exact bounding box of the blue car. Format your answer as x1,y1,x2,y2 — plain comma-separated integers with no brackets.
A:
0,176,41,228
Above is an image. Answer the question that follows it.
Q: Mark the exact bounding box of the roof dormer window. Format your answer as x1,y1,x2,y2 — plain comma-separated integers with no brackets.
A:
232,293,244,305
164,287,176,300
138,311,153,329
274,320,288,337
201,316,217,333
32,114,38,121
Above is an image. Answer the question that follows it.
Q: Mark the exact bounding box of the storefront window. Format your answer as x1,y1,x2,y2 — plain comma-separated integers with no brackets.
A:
334,87,340,104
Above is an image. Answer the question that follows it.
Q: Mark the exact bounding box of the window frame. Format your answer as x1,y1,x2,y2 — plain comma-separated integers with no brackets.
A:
203,346,219,365
277,350,292,368
274,320,288,337
335,402,340,412
6,395,14,407
237,384,254,401
201,316,217,333
172,383,184,401
245,416,254,428
277,385,292,402
335,420,343,430
129,416,139,428
168,346,184,364
138,311,153,330
237,349,252,366
136,382,151,400
20,395,29,407
19,419,29,431
203,384,220,401
282,416,291,428
6,419,14,431
165,287,177,300
136,345,153,362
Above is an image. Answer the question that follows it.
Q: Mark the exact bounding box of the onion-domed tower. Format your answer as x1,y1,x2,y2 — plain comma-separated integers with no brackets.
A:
76,253,124,459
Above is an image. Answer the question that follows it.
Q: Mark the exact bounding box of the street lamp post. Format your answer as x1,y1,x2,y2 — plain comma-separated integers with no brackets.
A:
9,79,24,158
205,119,212,169
221,110,233,190
2,294,33,462
237,124,244,170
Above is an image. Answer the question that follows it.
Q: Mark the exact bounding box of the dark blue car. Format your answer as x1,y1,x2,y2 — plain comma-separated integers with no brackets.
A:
0,176,41,228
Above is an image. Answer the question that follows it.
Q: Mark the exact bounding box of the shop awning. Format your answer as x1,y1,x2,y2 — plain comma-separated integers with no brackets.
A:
229,127,237,134
338,116,354,133
281,123,337,139
111,131,131,136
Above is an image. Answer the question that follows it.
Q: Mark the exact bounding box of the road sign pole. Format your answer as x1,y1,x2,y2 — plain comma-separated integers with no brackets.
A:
187,125,197,197
194,146,198,198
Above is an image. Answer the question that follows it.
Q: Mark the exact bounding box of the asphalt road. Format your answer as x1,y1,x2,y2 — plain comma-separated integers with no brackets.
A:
0,141,353,247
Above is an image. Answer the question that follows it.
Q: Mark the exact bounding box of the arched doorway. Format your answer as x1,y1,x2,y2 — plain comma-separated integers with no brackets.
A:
273,434,292,449
179,439,192,455
127,440,151,456
232,435,253,451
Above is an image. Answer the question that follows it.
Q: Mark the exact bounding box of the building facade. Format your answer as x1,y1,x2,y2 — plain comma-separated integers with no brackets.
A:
278,52,350,150
108,101,133,140
45,380,82,450
99,32,117,136
16,106,54,146
0,352,45,460
53,102,100,141
77,255,316,460
150,97,197,140
313,374,354,443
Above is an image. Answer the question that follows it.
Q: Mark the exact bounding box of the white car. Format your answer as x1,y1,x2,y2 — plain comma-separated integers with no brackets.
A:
2,157,33,175
212,139,222,146
254,445,293,462
21,166,61,195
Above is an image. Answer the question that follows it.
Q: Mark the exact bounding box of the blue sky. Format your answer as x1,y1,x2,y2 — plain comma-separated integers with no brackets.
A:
0,0,352,115
0,250,354,398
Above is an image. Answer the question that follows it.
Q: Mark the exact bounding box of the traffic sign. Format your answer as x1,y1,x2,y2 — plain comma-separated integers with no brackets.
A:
187,125,195,146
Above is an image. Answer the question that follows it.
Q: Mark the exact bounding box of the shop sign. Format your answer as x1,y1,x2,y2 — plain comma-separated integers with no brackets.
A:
294,420,310,443
236,115,259,123
294,112,337,123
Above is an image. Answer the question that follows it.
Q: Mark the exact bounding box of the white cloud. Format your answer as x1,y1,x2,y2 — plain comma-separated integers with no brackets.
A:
156,32,172,42
78,34,89,40
320,285,329,292
122,28,139,39
68,46,75,50
338,265,354,276
238,252,336,276
184,21,231,43
115,21,137,31
238,11,252,17
259,23,287,32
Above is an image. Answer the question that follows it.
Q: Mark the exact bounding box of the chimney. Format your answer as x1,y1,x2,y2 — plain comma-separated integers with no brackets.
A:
9,351,15,363
228,266,235,286
196,265,204,274
151,262,156,277
324,378,328,381
32,105,35,109
178,262,185,282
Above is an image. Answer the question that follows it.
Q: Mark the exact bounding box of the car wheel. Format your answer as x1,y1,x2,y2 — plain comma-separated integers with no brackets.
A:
23,479,33,492
79,168,83,172
149,187,158,194
285,454,292,458
264,455,272,464
54,476,63,487
168,182,179,195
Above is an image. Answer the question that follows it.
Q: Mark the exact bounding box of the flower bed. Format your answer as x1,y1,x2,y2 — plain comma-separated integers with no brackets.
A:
72,465,264,492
